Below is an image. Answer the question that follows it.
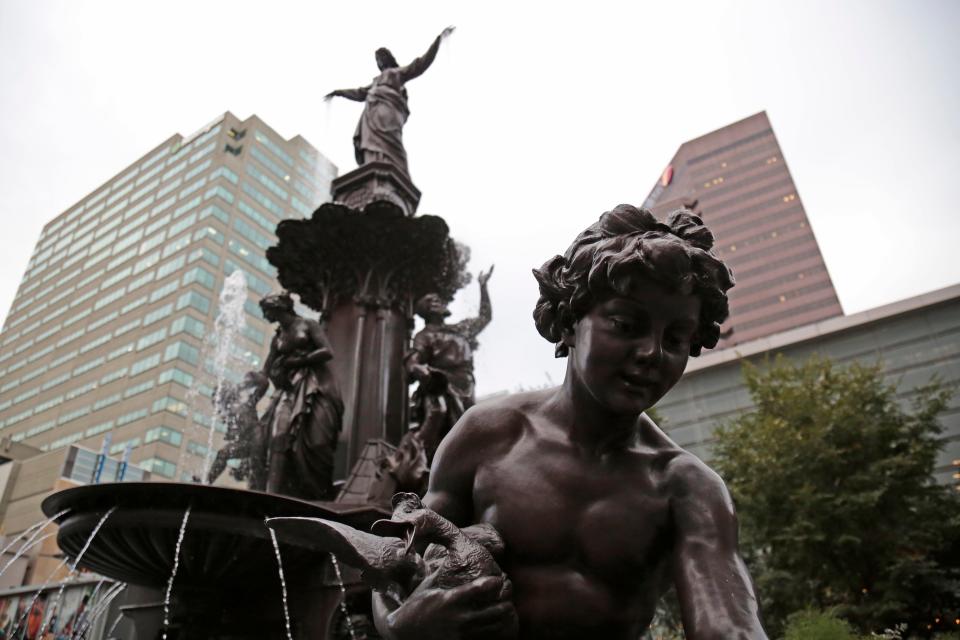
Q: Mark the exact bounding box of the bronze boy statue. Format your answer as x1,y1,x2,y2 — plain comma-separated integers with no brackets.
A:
373,205,767,639
206,371,269,489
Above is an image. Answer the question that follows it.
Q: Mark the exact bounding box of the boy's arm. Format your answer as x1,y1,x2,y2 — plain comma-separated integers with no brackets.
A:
421,404,485,523
373,407,518,640
668,455,767,639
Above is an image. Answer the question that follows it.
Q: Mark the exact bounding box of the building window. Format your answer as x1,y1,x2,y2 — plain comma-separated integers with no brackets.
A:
163,341,200,366
151,395,189,417
136,328,167,352
130,352,162,376
145,426,183,447
158,367,194,388
182,266,215,290
176,291,211,315
140,456,177,479
117,408,149,426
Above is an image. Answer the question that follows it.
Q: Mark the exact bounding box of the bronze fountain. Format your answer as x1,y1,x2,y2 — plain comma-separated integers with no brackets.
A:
43,27,768,640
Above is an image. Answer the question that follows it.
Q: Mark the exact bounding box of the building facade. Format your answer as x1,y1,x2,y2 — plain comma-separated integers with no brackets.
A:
0,112,336,484
644,111,843,347
656,284,960,487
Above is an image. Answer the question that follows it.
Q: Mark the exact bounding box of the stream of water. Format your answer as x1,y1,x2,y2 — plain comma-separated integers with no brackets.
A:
11,556,68,637
0,509,69,580
36,507,117,638
200,270,249,482
67,578,105,640
176,270,249,481
330,553,357,640
72,581,126,639
161,505,192,640
268,526,294,640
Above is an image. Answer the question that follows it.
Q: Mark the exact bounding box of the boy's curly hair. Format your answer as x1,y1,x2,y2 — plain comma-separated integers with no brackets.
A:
532,204,734,357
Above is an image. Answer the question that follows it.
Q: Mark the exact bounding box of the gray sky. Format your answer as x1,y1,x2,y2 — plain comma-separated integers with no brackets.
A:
1,0,958,396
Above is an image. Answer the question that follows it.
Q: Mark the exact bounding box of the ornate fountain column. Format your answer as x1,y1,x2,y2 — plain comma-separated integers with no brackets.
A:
266,162,468,474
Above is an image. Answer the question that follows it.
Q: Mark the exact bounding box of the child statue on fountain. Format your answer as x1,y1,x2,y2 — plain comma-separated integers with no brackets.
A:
373,205,768,639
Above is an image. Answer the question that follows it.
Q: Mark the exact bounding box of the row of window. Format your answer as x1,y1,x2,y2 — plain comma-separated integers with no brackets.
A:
0,290,213,398
7,359,214,443
20,135,224,291
31,129,220,270
5,212,222,342
12,200,231,338
12,153,282,328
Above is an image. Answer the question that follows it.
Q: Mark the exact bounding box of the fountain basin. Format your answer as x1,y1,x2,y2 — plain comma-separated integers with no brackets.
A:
42,482,385,589
41,483,388,639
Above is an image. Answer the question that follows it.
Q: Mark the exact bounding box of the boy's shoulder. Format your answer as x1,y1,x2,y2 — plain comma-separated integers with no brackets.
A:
442,389,552,450
463,389,555,428
636,414,729,499
661,445,732,508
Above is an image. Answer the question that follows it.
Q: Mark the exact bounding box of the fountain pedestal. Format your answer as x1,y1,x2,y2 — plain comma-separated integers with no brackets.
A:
267,200,469,474
331,161,421,217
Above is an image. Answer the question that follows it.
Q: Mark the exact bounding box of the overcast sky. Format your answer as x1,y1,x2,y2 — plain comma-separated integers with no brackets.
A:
1,1,958,395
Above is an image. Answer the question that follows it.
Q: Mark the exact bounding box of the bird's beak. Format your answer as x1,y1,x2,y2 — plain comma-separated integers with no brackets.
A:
403,525,417,556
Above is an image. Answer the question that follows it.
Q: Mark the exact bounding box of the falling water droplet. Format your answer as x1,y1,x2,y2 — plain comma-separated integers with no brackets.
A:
162,505,192,640
330,553,357,640
268,526,294,640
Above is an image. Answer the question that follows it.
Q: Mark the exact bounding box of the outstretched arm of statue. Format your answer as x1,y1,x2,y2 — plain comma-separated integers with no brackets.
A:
324,86,369,102
401,25,455,83
668,455,768,639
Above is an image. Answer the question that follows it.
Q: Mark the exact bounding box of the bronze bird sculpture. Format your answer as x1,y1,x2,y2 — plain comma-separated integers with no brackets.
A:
371,493,505,592
266,492,506,604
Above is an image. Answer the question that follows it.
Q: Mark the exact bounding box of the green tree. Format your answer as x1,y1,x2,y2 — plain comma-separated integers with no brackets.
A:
784,609,859,640
712,355,960,636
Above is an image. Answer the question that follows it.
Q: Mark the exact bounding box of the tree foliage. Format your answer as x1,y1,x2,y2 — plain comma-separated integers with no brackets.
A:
784,609,860,640
713,355,960,636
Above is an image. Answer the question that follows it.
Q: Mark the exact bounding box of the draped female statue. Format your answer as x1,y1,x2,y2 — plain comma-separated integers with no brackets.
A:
259,292,344,500
325,27,455,177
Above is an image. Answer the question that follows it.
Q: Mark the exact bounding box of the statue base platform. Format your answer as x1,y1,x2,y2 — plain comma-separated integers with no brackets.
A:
331,161,421,216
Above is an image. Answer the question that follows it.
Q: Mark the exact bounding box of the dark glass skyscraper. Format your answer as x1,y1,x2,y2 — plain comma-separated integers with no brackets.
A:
643,111,842,347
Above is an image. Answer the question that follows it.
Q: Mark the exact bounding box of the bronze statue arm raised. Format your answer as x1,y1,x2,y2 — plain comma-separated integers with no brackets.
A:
668,455,767,639
451,265,493,341
324,86,369,102
400,26,455,83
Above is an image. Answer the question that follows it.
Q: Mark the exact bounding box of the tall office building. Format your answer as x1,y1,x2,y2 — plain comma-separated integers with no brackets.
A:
0,112,336,482
643,112,842,347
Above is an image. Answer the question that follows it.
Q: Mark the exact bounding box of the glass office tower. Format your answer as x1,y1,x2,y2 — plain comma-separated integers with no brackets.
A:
0,112,336,481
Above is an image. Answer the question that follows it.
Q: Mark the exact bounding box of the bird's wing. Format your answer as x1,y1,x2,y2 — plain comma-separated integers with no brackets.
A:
266,516,407,579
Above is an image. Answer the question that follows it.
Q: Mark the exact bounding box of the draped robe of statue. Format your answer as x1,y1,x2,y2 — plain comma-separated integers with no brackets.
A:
261,318,344,500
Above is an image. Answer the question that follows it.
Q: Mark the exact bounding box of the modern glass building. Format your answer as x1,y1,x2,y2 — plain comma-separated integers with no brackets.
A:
643,111,843,348
0,112,336,483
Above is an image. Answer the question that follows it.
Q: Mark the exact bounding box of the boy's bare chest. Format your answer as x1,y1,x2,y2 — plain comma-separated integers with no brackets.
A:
473,436,672,581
